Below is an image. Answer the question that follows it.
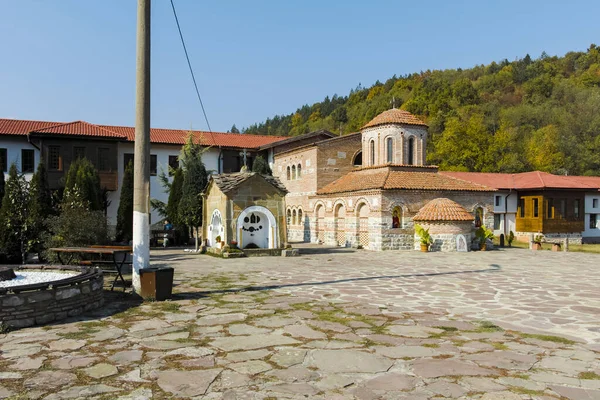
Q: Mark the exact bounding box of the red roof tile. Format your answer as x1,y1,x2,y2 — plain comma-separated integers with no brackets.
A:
317,166,494,195
440,171,600,190
0,118,66,136
0,118,286,149
413,198,475,222
32,121,125,138
362,109,427,129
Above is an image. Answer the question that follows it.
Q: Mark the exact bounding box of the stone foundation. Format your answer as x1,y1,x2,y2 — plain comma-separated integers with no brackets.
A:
0,268,104,330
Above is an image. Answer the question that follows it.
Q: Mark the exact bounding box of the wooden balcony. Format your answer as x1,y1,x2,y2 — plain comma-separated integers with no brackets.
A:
99,171,118,191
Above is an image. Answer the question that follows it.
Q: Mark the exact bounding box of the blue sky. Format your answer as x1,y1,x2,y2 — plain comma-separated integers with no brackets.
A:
0,0,598,133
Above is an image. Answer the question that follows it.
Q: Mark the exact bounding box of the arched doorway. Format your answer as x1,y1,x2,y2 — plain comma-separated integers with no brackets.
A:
357,202,369,248
237,206,278,249
209,209,224,247
315,204,325,243
334,203,346,246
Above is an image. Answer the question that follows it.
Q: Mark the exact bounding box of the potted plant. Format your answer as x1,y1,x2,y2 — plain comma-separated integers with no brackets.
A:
532,234,543,251
415,224,433,252
476,226,495,251
507,231,514,247
215,235,221,248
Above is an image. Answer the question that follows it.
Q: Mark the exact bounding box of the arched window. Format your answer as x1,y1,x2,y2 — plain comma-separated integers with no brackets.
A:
386,137,393,163
298,209,303,226
286,209,291,225
474,207,484,228
370,140,375,166
392,206,403,229
291,165,296,180
297,164,302,178
292,209,297,225
286,166,291,180
407,137,414,165
353,151,362,167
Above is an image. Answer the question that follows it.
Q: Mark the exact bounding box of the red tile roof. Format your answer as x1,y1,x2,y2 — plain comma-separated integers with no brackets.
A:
32,121,125,138
413,198,475,222
317,166,494,195
362,109,428,129
440,171,600,191
0,119,65,136
0,118,286,149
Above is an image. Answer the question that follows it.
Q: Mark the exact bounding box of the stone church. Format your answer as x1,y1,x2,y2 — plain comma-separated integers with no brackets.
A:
270,109,496,251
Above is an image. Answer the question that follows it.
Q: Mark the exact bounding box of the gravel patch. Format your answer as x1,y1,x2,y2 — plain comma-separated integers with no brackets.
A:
0,271,77,288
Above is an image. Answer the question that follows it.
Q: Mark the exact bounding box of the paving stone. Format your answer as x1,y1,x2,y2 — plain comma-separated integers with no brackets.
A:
84,363,119,379
228,323,271,335
480,392,524,400
284,324,328,339
308,349,394,373
164,346,214,358
178,356,215,368
0,386,13,399
375,345,438,358
108,350,144,364
51,356,97,369
461,377,507,392
0,372,21,379
91,328,125,341
529,372,581,386
309,320,351,333
270,348,307,367
466,351,537,370
213,370,252,390
424,381,468,398
539,356,590,374
267,366,320,382
497,377,546,391
387,325,444,338
412,359,493,378
10,356,45,370
211,334,300,351
117,388,153,400
314,374,356,390
116,368,149,383
128,318,172,332
303,340,359,349
1,344,44,358
550,385,600,400
157,369,222,397
253,316,299,328
228,360,272,375
196,313,247,326
44,384,121,399
225,349,271,362
152,331,189,340
24,371,76,390
47,339,87,351
139,339,195,350
129,326,181,339
363,372,418,391
268,383,320,396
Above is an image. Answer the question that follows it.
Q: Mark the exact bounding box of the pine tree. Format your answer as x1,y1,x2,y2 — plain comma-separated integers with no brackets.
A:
64,158,102,211
115,160,134,242
0,169,5,200
0,164,30,263
28,160,53,257
178,134,208,250
230,124,240,133
251,155,272,175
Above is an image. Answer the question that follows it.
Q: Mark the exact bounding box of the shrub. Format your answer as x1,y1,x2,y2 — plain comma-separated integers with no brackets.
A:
476,226,495,244
414,224,432,245
115,161,134,242
0,164,30,263
63,158,102,211
251,155,272,175
508,230,515,246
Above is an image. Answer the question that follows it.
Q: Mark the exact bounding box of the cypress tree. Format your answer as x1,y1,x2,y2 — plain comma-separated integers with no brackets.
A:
0,164,30,263
251,155,272,175
29,160,53,256
167,167,189,244
178,135,208,250
115,161,134,242
64,158,102,211
0,168,5,200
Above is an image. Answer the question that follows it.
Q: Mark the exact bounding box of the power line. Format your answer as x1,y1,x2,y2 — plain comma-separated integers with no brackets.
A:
169,0,212,133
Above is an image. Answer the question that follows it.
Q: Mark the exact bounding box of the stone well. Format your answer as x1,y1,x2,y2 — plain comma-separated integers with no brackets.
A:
0,266,104,330
413,198,474,252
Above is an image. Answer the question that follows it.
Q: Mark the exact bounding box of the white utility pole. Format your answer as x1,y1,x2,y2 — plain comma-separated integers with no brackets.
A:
132,0,151,293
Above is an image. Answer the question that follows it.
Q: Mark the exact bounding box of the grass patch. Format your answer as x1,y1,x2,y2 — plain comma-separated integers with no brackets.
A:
422,343,440,348
155,302,182,313
434,326,458,332
579,371,600,380
508,387,545,396
491,342,509,350
512,373,530,380
520,333,576,345
475,321,504,333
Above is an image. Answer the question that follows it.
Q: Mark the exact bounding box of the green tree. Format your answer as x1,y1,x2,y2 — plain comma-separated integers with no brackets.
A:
230,124,240,133
0,169,5,200
178,134,208,250
526,125,565,172
28,160,53,257
0,164,30,263
63,158,102,211
251,155,272,175
115,161,134,242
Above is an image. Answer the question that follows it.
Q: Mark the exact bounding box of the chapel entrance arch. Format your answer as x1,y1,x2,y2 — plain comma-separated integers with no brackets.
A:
208,209,224,247
237,206,278,249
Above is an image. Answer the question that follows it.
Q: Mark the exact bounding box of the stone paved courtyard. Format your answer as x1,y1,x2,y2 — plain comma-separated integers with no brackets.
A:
1,246,600,399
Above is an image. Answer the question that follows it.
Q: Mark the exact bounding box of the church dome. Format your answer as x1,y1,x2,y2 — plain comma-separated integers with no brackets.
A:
413,198,474,222
362,108,427,130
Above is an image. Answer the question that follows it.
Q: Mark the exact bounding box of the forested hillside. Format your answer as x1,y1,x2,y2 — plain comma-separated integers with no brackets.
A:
244,45,600,175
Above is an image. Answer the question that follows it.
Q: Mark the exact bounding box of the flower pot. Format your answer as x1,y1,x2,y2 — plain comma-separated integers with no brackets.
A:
532,242,542,251
480,242,487,251
420,244,429,252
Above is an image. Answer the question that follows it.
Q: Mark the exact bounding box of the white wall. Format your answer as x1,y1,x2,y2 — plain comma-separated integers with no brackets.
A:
107,143,221,229
583,192,600,238
492,191,517,235
1,136,39,181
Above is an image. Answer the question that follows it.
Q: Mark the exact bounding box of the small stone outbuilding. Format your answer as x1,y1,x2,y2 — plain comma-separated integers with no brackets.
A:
413,198,475,252
202,172,288,249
